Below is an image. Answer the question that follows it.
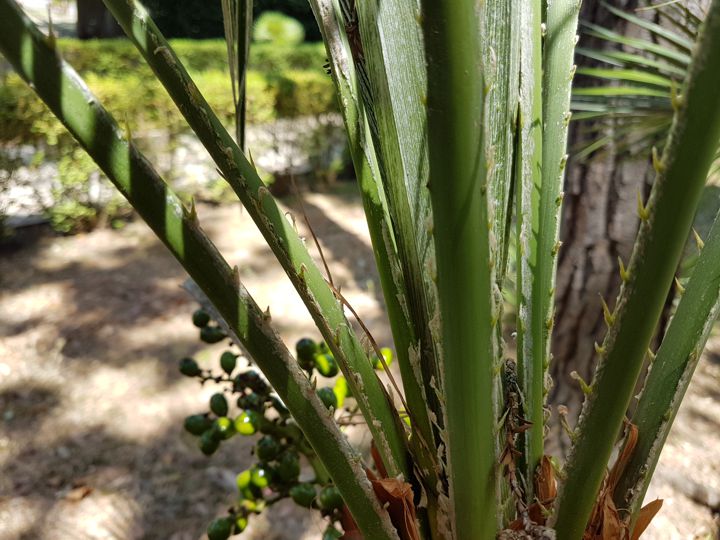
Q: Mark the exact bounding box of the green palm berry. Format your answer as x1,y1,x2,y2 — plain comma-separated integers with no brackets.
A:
235,470,261,500
333,377,348,408
214,417,235,439
319,341,330,354
179,357,201,377
372,347,394,370
209,393,229,417
232,373,246,392
199,429,221,455
236,469,252,490
200,326,226,344
314,353,339,377
282,419,303,442
237,392,263,411
256,436,280,462
289,482,316,508
318,485,343,511
276,452,300,483
219,351,237,375
244,370,260,385
207,517,233,540
184,414,212,436
317,387,337,410
234,516,248,534
248,378,268,396
192,309,210,328
295,338,317,371
256,419,282,438
234,410,259,436
237,481,261,502
250,466,269,489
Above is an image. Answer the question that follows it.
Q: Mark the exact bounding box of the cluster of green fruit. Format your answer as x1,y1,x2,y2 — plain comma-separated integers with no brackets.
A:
296,337,394,373
181,309,394,539
191,308,228,344
180,355,276,456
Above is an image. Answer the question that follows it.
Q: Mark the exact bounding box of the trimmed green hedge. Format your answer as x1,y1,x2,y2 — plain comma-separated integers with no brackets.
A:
0,39,336,145
0,38,341,234
52,38,327,74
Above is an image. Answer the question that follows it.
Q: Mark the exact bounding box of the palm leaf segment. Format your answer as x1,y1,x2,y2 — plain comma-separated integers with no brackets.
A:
572,1,702,160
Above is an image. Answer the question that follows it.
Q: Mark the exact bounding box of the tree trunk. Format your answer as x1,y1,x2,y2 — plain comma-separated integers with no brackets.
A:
76,0,123,39
547,0,652,456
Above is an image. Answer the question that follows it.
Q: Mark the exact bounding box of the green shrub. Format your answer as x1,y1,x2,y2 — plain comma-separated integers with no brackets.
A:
250,42,327,71
0,38,337,234
253,11,305,45
43,38,328,87
0,69,335,143
0,74,70,146
272,70,338,118
0,39,335,145
49,38,327,75
253,0,320,41
50,148,130,233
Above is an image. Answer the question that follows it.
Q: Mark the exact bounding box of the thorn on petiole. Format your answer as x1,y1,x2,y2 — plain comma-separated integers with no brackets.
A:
599,295,615,327
674,276,685,295
651,146,665,174
637,190,650,221
558,405,577,443
693,228,705,251
618,256,629,283
570,371,592,395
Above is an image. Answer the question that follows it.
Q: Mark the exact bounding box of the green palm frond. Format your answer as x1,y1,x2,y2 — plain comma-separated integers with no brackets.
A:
571,1,700,159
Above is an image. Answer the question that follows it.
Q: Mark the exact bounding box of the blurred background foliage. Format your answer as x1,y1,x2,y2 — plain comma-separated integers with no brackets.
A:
0,39,334,145
0,5,342,235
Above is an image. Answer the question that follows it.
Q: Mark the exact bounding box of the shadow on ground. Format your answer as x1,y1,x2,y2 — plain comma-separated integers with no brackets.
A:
0,186,382,540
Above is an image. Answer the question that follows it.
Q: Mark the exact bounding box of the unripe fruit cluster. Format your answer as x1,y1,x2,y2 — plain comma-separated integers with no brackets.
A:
183,310,388,538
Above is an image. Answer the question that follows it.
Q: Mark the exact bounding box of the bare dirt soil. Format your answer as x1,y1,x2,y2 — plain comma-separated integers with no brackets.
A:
0,186,718,539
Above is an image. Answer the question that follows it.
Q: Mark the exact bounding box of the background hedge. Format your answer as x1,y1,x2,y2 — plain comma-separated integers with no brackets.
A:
0,39,336,146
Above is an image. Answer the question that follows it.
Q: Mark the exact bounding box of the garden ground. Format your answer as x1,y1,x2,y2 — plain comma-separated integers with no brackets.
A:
0,185,718,539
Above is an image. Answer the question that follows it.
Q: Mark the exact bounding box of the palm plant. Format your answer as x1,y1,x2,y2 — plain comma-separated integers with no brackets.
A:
2,0,720,538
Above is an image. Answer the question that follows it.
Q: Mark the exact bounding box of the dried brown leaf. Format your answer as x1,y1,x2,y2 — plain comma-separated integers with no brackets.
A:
340,506,363,540
366,468,420,540
65,485,93,502
630,499,663,540
583,423,634,538
536,455,558,504
608,423,638,491
371,441,389,479
598,494,624,540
